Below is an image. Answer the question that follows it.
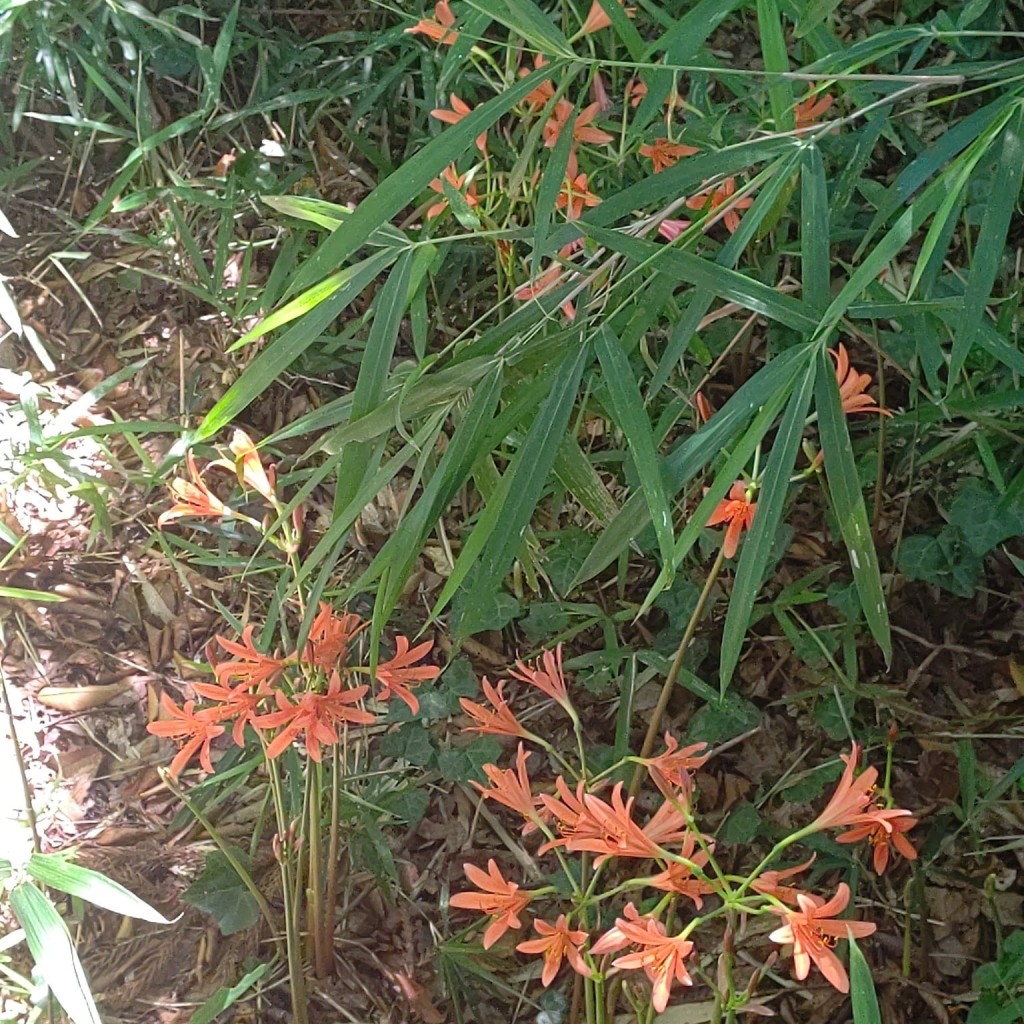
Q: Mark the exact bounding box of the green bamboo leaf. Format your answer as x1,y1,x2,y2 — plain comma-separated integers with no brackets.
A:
815,347,891,661
719,357,815,693
849,936,882,1024
595,325,675,579
465,0,572,54
644,0,744,62
757,0,793,131
801,144,830,311
552,436,620,526
10,881,101,1024
949,104,1024,389
531,105,575,277
27,852,171,924
290,63,560,294
197,248,396,441
445,343,590,638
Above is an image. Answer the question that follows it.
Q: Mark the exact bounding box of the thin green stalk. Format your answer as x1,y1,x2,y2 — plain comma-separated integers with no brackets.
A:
0,649,40,855
308,760,330,979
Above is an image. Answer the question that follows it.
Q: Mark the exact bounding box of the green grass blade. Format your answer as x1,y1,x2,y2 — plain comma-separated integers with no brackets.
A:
948,104,1024,389
849,936,882,1024
719,356,815,693
552,436,620,526
531,105,575,277
801,144,830,311
465,0,572,55
815,347,891,662
756,0,793,131
595,325,675,579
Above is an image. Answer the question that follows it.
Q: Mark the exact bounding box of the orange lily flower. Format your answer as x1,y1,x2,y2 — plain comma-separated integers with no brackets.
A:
516,915,593,986
212,624,287,688
221,429,277,502
303,603,365,672
768,882,876,993
639,137,699,173
253,671,375,761
657,217,692,241
685,177,754,233
471,743,544,830
192,678,267,746
157,452,230,527
706,480,757,559
590,901,644,955
426,165,479,220
459,678,532,739
836,808,918,874
405,0,458,45
606,921,694,1013
542,99,614,149
579,0,635,35
831,344,891,417
518,54,554,111
147,692,225,779
695,391,714,423
751,855,816,905
646,831,716,908
808,744,877,832
794,91,834,133
374,636,441,714
638,733,711,799
556,163,601,220
537,775,588,853
509,644,572,710
513,243,579,320
430,94,487,155
625,78,647,108
449,860,533,948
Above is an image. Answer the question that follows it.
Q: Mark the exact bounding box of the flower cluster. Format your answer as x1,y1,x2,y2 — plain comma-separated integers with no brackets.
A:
451,648,917,1011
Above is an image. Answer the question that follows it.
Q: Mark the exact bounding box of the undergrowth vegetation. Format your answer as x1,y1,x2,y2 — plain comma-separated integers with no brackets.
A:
1,0,1024,1021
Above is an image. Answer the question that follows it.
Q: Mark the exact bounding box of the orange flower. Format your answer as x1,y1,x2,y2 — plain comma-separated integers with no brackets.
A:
695,391,714,423
657,217,692,241
459,678,532,738
192,678,267,746
212,624,287,688
625,78,647,108
705,480,757,559
579,0,635,35
830,344,891,417
518,54,554,111
220,429,276,502
513,243,578,320
557,169,601,220
638,734,711,799
794,91,834,133
604,920,694,1013
639,137,699,173
147,692,225,779
768,882,876,993
375,636,441,714
646,831,716,909
472,743,544,830
426,165,479,220
685,177,754,233
542,99,614,149
509,644,572,710
157,452,230,527
449,860,533,948
303,603,365,672
430,94,487,155
253,671,375,761
751,855,816,905
537,775,588,851
836,808,918,874
405,0,458,45
516,915,593,986
808,744,877,832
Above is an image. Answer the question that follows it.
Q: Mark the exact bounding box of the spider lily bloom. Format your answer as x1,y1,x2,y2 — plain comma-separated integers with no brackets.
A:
639,137,699,174
685,177,754,234
808,744,878,833
513,244,579,320
751,855,816,905
657,217,692,242
831,344,892,417
647,831,716,908
836,808,918,874
212,624,287,688
518,54,554,111
157,452,231,527
556,166,601,220
516,915,593,986
706,480,757,559
768,883,876,993
542,99,614,149
509,644,572,711
537,775,588,851
578,0,635,35
303,603,365,672
591,72,612,112
253,671,375,761
606,922,695,1014
192,678,267,746
430,94,487,155
374,636,441,714
219,429,276,502
405,0,458,45
625,78,647,108
794,91,835,133
449,860,533,948
472,743,545,831
459,678,532,739
147,693,225,779
426,166,479,220
638,733,711,799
